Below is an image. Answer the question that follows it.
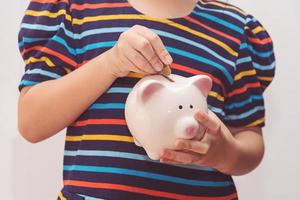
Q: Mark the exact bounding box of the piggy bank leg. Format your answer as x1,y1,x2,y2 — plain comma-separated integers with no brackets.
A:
133,138,142,147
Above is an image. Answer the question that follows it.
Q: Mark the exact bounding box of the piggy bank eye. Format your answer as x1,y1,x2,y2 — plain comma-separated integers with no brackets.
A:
190,105,193,109
178,105,183,109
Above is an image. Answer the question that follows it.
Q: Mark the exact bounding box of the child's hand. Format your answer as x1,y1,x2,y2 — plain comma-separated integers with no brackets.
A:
160,110,239,173
107,25,173,77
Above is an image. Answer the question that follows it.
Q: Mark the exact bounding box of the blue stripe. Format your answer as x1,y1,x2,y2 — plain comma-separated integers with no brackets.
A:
78,194,104,200
52,36,116,55
253,61,276,70
224,95,263,109
196,4,246,23
20,80,38,86
89,103,125,110
72,27,128,40
192,11,244,34
52,36,76,55
21,23,61,32
236,56,275,70
240,43,274,58
25,68,61,79
236,56,252,65
74,41,116,55
19,37,49,47
208,105,225,116
64,150,215,172
246,17,257,24
63,165,231,187
167,47,233,84
225,106,265,120
107,87,132,94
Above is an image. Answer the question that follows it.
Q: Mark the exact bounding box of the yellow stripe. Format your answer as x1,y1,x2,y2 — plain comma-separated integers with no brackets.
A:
24,56,55,67
246,117,265,127
127,72,144,79
72,14,238,57
66,134,134,142
63,67,73,74
25,9,72,21
208,91,224,102
252,26,265,34
258,76,273,82
58,192,67,200
234,69,256,81
199,0,246,15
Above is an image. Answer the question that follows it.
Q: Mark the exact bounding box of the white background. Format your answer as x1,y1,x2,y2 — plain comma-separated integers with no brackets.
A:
1,0,299,199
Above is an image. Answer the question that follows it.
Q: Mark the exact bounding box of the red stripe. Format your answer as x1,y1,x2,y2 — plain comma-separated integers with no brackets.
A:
21,46,77,67
71,119,127,127
248,37,272,45
64,180,238,200
171,63,226,95
227,82,261,97
71,3,130,11
184,16,241,45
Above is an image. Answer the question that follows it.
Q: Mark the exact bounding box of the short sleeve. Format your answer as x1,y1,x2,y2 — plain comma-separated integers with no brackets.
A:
18,0,77,92
223,15,275,127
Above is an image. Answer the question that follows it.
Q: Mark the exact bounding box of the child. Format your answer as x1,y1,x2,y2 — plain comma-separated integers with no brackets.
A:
17,0,275,199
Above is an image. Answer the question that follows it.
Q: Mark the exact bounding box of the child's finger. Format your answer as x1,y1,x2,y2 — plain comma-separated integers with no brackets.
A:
135,25,173,65
160,149,200,164
195,111,221,135
160,158,182,165
135,32,165,71
123,41,156,74
174,139,210,154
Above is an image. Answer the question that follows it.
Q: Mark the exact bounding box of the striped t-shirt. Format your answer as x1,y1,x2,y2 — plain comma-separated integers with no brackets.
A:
18,0,275,199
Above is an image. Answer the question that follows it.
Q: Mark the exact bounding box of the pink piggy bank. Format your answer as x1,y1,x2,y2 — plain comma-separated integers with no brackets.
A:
125,74,212,160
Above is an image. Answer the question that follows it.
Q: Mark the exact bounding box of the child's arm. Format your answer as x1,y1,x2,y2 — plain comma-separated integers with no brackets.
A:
160,110,264,176
18,51,117,143
18,25,172,143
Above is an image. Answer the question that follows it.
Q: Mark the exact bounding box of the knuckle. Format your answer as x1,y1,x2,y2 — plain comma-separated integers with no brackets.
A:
117,41,126,51
149,54,160,64
149,34,160,43
119,31,128,40
139,40,151,50
132,24,141,30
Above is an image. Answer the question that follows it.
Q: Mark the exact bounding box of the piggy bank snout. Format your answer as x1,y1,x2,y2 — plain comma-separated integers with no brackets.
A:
185,125,199,138
175,117,200,139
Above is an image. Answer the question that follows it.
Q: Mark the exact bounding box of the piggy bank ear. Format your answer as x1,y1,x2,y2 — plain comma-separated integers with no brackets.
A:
190,75,212,97
137,80,164,104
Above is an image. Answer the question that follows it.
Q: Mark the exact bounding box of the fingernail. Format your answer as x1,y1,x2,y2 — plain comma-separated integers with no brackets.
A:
164,54,173,64
154,62,163,71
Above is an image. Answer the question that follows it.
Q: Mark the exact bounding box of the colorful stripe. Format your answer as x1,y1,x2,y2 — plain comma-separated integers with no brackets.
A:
64,165,232,187
64,180,237,200
64,150,215,172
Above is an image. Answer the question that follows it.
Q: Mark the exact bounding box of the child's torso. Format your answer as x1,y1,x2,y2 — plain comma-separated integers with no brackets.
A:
61,0,244,199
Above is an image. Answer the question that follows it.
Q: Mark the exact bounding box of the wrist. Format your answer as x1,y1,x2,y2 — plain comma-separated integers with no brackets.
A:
104,47,129,78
